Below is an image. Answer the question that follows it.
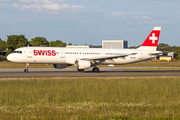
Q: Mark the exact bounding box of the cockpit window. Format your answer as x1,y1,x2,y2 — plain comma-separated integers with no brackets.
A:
13,51,22,54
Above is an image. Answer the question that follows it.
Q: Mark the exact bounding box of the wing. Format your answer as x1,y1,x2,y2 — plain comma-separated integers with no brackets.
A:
80,53,137,61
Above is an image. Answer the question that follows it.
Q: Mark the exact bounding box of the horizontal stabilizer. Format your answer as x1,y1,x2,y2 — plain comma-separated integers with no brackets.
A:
149,51,163,55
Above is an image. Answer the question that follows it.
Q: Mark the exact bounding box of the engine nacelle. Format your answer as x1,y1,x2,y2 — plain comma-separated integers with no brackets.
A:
53,64,68,69
75,60,91,69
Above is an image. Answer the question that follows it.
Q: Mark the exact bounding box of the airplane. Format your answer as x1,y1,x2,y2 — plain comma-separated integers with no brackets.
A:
7,27,162,73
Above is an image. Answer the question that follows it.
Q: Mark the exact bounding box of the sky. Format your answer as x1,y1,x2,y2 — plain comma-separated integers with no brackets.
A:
0,0,180,47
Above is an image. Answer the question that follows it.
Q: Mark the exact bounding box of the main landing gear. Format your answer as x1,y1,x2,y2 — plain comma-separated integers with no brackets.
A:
78,69,84,72
77,67,100,72
92,67,99,72
24,63,29,73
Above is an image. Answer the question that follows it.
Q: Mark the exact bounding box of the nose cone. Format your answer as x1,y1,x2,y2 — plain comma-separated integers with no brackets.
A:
7,54,13,61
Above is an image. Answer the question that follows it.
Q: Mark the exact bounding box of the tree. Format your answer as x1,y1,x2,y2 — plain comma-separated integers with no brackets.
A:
173,47,180,54
173,46,180,60
68,43,72,46
6,35,28,51
61,42,67,47
157,43,172,52
0,38,4,49
0,39,6,50
49,40,67,47
6,49,12,56
29,37,49,46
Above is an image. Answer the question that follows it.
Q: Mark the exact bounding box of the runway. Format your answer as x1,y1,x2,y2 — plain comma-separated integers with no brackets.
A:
0,67,180,78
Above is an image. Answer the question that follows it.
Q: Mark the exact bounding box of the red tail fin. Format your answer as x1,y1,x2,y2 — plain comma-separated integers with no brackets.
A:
138,27,161,51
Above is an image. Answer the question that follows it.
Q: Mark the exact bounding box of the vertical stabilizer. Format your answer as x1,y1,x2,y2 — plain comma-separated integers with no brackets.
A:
138,27,161,51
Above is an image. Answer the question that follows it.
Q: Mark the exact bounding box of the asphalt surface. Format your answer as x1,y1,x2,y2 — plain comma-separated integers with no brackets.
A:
0,67,180,78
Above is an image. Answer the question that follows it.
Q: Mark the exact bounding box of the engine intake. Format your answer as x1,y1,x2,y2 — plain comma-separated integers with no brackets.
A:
75,60,91,69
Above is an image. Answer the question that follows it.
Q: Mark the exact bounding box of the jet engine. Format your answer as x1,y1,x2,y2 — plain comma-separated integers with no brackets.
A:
75,60,91,69
53,64,69,69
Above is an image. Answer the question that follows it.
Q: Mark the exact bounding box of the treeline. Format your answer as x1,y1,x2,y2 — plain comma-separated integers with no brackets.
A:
157,43,180,60
0,35,72,55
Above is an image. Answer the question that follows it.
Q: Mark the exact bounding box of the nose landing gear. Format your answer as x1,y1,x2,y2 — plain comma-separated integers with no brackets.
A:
24,63,29,73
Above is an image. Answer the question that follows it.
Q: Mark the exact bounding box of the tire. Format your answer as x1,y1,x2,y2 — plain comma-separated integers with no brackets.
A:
78,69,84,72
93,68,99,73
24,69,29,73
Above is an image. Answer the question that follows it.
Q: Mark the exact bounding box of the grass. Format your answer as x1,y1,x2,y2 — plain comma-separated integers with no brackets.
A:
0,76,180,119
119,68,180,71
115,60,180,67
0,62,53,68
0,60,180,68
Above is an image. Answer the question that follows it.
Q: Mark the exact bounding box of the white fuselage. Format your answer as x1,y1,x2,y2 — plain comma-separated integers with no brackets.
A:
7,47,156,65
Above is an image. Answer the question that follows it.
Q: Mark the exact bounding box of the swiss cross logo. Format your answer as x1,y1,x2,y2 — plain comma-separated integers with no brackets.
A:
141,27,161,47
141,30,160,47
149,33,158,44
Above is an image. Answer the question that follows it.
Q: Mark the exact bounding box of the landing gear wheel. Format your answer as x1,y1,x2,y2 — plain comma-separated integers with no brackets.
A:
93,67,99,72
78,69,84,72
24,63,29,73
24,69,29,73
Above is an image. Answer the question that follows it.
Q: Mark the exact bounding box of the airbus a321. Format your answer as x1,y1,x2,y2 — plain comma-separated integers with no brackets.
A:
7,27,162,73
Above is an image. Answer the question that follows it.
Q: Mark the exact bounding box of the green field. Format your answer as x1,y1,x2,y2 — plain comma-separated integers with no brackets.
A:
0,76,180,119
0,61,180,68
119,68,180,71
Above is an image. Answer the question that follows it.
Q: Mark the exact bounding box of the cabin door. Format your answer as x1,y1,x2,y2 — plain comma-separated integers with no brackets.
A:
27,48,32,58
60,49,65,58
